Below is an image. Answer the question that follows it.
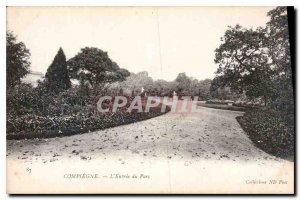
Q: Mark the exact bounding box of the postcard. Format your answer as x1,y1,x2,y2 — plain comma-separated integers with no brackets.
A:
6,6,295,194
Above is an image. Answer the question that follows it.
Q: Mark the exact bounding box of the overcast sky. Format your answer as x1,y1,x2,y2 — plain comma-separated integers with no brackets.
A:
7,6,274,81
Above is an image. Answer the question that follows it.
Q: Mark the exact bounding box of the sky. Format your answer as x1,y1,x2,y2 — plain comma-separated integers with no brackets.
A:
7,6,275,81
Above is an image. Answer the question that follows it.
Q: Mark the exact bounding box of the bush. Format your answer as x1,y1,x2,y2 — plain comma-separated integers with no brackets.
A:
237,108,294,159
7,95,170,139
7,83,37,116
7,77,172,140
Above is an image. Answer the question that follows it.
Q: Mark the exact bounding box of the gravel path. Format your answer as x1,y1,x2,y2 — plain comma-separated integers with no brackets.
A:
6,106,294,194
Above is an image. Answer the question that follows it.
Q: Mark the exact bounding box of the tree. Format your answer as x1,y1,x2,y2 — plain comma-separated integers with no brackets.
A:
121,71,154,96
197,79,212,100
175,73,192,94
67,47,130,87
266,7,294,112
6,31,31,88
214,25,274,105
189,79,199,96
267,7,291,79
209,76,234,100
153,79,177,96
44,48,71,93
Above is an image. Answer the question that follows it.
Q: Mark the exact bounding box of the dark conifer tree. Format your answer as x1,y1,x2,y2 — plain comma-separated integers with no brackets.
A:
45,48,71,93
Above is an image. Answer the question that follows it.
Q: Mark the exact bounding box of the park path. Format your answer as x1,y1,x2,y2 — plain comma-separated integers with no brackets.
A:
6,106,294,194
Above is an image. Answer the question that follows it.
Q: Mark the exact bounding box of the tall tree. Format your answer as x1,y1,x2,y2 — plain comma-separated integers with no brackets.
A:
45,48,71,93
214,25,274,104
175,73,192,94
6,31,31,88
67,47,130,87
267,7,291,79
266,7,293,111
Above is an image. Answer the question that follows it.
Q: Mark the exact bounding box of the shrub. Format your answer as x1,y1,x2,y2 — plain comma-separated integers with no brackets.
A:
237,108,294,159
7,94,170,139
7,83,37,116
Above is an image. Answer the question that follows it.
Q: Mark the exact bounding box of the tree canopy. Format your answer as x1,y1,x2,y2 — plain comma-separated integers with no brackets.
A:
67,47,130,86
6,31,31,88
213,6,293,107
175,73,192,94
266,7,293,111
214,25,273,100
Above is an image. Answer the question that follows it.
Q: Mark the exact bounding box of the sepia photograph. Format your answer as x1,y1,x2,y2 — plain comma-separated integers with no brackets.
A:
6,6,295,194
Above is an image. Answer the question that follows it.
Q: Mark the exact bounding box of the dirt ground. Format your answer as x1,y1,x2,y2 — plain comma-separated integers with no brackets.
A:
6,106,294,194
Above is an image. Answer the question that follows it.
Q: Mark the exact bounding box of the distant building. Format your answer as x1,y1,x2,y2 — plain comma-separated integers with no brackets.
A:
22,72,91,88
21,71,44,87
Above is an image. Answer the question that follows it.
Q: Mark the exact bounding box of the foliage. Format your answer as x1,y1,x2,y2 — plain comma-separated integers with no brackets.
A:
237,108,294,159
174,73,212,99
214,7,294,110
7,97,170,139
7,65,173,139
67,47,130,86
6,31,31,88
197,79,212,100
175,73,192,93
266,7,294,113
108,71,212,99
44,48,71,93
152,79,177,96
7,83,36,116
209,76,238,100
214,25,274,104
267,7,291,78
212,7,294,160
121,71,155,95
